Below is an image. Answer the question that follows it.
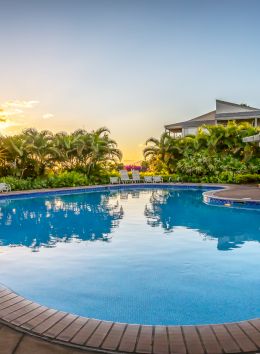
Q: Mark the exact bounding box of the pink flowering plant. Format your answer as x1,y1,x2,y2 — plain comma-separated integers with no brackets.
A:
124,165,142,172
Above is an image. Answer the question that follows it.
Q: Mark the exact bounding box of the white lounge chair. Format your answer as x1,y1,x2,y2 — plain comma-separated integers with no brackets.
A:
119,170,132,183
144,176,153,183
0,183,11,192
132,170,141,183
153,176,163,183
110,177,119,184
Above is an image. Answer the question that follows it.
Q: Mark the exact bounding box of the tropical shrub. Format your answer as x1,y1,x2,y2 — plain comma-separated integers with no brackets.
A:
46,171,89,188
144,122,260,183
234,173,260,184
0,127,122,179
124,165,142,171
0,172,89,191
0,176,33,190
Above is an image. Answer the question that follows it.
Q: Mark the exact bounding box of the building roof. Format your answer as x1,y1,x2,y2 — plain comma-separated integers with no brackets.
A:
165,110,215,130
216,99,260,119
216,99,259,111
165,99,260,131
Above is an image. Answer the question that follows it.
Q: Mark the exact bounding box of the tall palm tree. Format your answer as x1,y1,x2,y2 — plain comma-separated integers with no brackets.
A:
2,135,29,177
144,132,183,173
143,122,259,177
84,127,122,175
53,132,83,170
23,129,57,176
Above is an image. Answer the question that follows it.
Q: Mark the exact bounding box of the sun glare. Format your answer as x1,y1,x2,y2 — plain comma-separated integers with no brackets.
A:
0,120,18,134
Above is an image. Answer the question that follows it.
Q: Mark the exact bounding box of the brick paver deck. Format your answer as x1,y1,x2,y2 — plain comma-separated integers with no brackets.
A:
0,184,259,353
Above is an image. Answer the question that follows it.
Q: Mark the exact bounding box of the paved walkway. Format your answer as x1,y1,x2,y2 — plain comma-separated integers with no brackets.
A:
0,324,96,354
213,185,260,201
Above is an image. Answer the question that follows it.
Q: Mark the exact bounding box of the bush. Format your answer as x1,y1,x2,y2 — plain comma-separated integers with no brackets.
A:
234,173,260,184
87,170,111,185
46,171,89,188
0,171,89,191
0,176,32,190
0,170,259,192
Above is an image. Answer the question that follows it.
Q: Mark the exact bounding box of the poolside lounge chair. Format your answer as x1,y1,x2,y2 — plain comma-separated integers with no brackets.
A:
120,191,129,199
0,183,11,192
153,176,163,183
119,170,132,183
132,170,141,183
144,176,153,183
110,177,119,184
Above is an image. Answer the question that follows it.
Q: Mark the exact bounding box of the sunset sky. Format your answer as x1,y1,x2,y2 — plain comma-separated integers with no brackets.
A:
1,0,260,162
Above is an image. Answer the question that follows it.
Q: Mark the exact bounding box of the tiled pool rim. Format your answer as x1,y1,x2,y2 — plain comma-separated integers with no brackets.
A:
0,183,260,354
202,186,260,208
0,182,259,207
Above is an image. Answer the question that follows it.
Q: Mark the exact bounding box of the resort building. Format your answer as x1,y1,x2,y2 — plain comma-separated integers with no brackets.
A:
165,99,260,137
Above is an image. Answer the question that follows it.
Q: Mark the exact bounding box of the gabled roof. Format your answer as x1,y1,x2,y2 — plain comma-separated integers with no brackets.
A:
216,99,259,111
188,110,216,123
165,99,260,131
165,110,215,129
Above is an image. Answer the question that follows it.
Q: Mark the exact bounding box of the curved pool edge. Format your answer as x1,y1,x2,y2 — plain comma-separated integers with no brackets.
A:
0,182,222,199
0,184,260,353
0,285,260,354
203,185,260,208
0,182,259,209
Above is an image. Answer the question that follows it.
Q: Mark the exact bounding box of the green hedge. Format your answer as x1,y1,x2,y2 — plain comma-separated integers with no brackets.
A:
0,176,33,190
168,173,260,184
234,173,260,184
0,171,89,191
0,171,259,192
109,172,259,184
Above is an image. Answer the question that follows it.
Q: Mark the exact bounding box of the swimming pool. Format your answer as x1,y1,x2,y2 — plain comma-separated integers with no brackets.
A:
0,187,259,325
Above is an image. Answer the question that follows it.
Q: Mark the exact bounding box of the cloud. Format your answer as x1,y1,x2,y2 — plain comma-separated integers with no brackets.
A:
42,113,54,120
2,100,39,109
0,99,39,122
0,108,23,118
0,119,26,134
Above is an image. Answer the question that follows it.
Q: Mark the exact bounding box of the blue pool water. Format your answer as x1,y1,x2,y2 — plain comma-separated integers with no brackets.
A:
0,187,259,325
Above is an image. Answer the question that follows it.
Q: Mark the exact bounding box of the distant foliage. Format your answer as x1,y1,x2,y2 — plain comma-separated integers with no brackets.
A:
144,122,260,183
0,127,122,179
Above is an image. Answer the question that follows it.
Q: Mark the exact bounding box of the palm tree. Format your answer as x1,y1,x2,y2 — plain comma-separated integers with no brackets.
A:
23,129,58,176
53,132,83,170
144,132,183,173
83,127,122,175
0,126,122,179
143,122,259,179
2,135,29,177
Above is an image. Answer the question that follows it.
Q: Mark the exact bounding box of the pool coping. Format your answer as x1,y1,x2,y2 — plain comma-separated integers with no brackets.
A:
0,285,259,354
0,183,260,353
202,185,260,207
0,182,259,206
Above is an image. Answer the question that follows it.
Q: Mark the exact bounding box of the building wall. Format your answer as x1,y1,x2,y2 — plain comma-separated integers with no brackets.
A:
183,127,198,136
216,118,259,127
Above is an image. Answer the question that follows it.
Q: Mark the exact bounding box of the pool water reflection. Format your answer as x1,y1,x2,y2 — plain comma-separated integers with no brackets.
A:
0,188,259,325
